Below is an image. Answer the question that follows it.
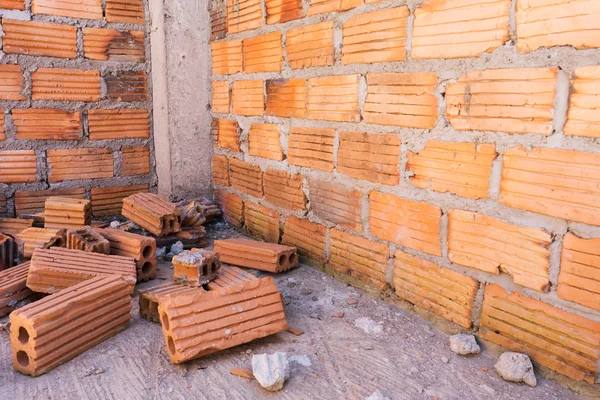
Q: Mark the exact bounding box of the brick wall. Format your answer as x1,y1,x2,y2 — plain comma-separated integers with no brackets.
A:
210,0,600,385
0,0,154,217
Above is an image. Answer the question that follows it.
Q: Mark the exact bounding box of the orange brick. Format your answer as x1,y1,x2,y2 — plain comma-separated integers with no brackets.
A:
370,191,441,256
1,19,77,59
412,0,510,59
12,109,81,140
227,0,262,34
0,0,24,10
210,4,227,41
0,64,24,100
393,250,478,328
211,40,243,75
307,75,360,122
213,119,240,152
264,169,305,210
516,0,600,53
407,141,497,199
105,71,146,102
0,111,5,141
342,7,408,65
564,66,600,138
283,216,326,263
364,72,438,129
32,68,101,102
448,209,551,291
243,32,282,73
88,109,149,140
32,0,102,19
309,179,362,231
265,0,304,24
232,80,264,116
480,284,600,384
308,0,362,16
265,79,306,118
286,22,334,70
0,195,6,215
83,28,145,62
212,81,230,114
288,127,334,172
447,68,557,135
501,146,600,226
106,0,144,24
212,155,230,186
230,158,263,198
91,184,149,217
215,190,243,227
0,151,36,183
338,131,399,185
47,148,113,182
121,146,150,177
557,233,600,311
248,124,283,161
244,202,280,243
330,228,388,290
15,188,85,216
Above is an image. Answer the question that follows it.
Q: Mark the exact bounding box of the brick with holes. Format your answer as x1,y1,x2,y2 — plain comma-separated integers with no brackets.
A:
173,249,221,287
16,228,66,260
122,193,182,237
214,238,298,273
97,228,157,282
66,226,110,255
44,197,91,230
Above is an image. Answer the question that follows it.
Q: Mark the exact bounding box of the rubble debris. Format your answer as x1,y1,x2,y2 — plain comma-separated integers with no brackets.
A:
157,229,206,250
110,221,120,229
66,226,110,254
170,241,184,255
198,198,221,222
178,200,207,227
0,233,22,270
355,317,383,334
122,193,182,237
214,238,298,273
27,247,137,294
252,352,289,392
158,277,288,364
173,249,221,287
16,228,66,259
44,197,91,229
288,354,312,367
156,246,167,259
97,228,157,282
0,218,34,236
0,262,43,318
494,352,537,387
347,299,358,305
10,275,132,377
449,334,481,355
287,328,304,336
332,312,344,318
90,221,109,229
230,368,255,379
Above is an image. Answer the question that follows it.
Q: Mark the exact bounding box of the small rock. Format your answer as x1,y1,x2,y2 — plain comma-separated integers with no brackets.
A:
449,334,481,355
309,313,322,320
287,282,297,288
366,390,390,400
494,352,537,387
332,312,344,318
156,246,167,259
363,344,375,351
441,356,449,364
110,221,120,229
354,317,383,334
252,352,289,392
347,299,358,305
301,288,313,295
230,368,254,380
288,354,312,367
170,241,184,255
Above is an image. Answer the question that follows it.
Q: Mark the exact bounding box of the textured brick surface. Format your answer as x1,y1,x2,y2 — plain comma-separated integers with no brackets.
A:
412,0,510,59
394,251,478,328
227,0,262,34
0,150,37,183
244,32,282,73
91,184,148,217
213,119,240,152
448,209,551,291
370,191,442,256
88,109,150,140
264,169,305,210
232,80,264,116
121,146,150,176
447,68,557,135
212,154,230,186
248,124,283,161
0,262,36,317
210,4,227,41
32,0,102,19
0,0,24,10
407,141,497,199
215,190,243,227
66,226,110,254
308,0,362,16
0,195,6,215
500,147,600,226
307,75,360,122
265,79,306,118
288,127,334,171
122,193,181,237
564,66,600,138
342,7,408,65
310,179,362,231
83,28,145,62
211,40,243,75
265,0,304,24
12,109,81,140
0,111,4,141
244,202,280,243
0,218,33,236
211,81,230,114
282,216,326,263
106,0,144,24
0,64,25,100
44,197,91,229
286,22,334,70
15,188,84,216
98,228,156,282
105,71,147,102
557,233,600,311
338,131,400,185
2,19,77,59
480,284,600,384
47,148,113,182
32,68,101,102
364,72,438,128
229,158,263,198
17,228,66,259
215,238,297,272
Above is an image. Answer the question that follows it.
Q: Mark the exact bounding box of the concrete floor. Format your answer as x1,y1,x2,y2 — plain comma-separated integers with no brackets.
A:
0,224,588,399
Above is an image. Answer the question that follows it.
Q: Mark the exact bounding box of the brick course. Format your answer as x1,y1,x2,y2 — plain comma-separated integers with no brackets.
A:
288,127,334,171
244,202,280,243
286,22,334,70
13,109,81,140
265,79,306,118
2,19,77,59
243,32,282,73
307,75,360,122
264,169,305,211
248,123,283,161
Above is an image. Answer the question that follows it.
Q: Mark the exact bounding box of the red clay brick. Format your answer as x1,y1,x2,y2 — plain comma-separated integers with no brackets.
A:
32,0,102,19
265,0,304,24
286,22,334,70
88,109,150,140
229,158,263,198
282,216,326,264
15,188,84,216
265,79,306,118
309,179,362,232
0,0,24,10
44,197,91,229
12,109,81,140
2,19,77,59
564,66,600,138
97,228,157,282
394,250,478,328
173,249,221,287
91,184,148,217
0,150,37,183
0,233,21,270
121,146,150,177
212,154,230,186
0,64,25,100
244,32,282,73
264,169,305,210
307,75,360,122
248,124,283,161
66,226,110,255
370,191,442,256
213,119,241,152
211,40,243,75
105,71,147,102
215,190,244,227
83,28,145,62
407,141,497,199
0,218,33,236
17,228,66,260
122,193,181,237
287,127,334,172
0,195,6,215
212,81,230,114
227,0,262,34
244,202,280,243
0,262,38,317
106,0,144,24
32,68,101,102
308,0,362,16
47,148,113,182
214,239,297,272
0,111,5,141
232,80,264,116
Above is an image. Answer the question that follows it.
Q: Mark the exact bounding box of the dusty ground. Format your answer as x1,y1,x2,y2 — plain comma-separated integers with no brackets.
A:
0,223,588,399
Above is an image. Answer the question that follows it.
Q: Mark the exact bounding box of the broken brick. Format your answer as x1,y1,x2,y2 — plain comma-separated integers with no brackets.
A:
1,19,77,59
122,193,182,237
105,0,144,24
231,368,254,379
213,119,241,152
212,81,230,114
232,80,264,116
244,32,283,73
288,127,334,172
265,79,306,118
173,249,221,287
12,109,81,140
264,169,305,211
211,40,243,75
282,216,326,264
44,197,92,230
227,0,262,34
88,109,150,140
31,68,101,102
0,150,37,183
286,22,334,70
0,218,34,236
0,64,25,100
105,71,147,102
15,189,85,217
214,238,297,273
248,124,283,161
0,233,21,271
90,184,149,217
121,146,150,176
215,190,243,227
307,75,360,122
32,0,102,19
265,0,304,24
309,179,362,232
229,158,263,198
564,66,600,138
66,226,110,255
83,28,145,62
308,0,362,16
178,200,207,227
0,262,41,317
97,228,157,282
212,155,230,186
47,148,113,182
244,203,280,243
16,228,66,260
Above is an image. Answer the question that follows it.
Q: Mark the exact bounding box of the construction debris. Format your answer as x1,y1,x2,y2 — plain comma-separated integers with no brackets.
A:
16,228,66,260
214,238,298,273
494,352,537,387
66,226,110,254
172,249,221,287
230,368,255,379
0,262,42,318
0,233,22,270
139,282,202,323
178,200,207,227
44,197,91,229
0,218,34,236
449,334,481,355
122,193,182,237
252,352,289,392
97,228,157,282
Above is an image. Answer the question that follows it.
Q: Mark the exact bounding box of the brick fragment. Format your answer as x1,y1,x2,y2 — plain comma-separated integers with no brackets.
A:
15,189,85,216
265,0,304,24
557,233,600,311
227,0,262,34
122,193,181,237
0,233,21,270
0,64,25,100
244,32,282,73
0,0,24,10
0,195,6,215
265,79,306,118
139,283,201,322
370,191,442,256
213,119,241,152
0,111,5,141
173,249,221,287
105,71,147,102
393,251,478,328
407,141,497,199
83,28,145,62
329,229,388,290
47,148,113,182
229,158,263,198
338,131,400,185
214,238,297,272
1,19,77,59
215,190,243,227
212,154,230,186
309,179,362,231
90,184,148,217
447,68,557,135
564,66,600,138
16,228,66,260
0,218,33,236
11,275,131,377
97,228,156,282
212,81,230,114
32,68,101,102
210,2,227,40
232,80,264,116
288,127,334,171
211,40,243,75
44,197,91,230
244,202,280,243
501,146,600,226
286,22,334,70
308,0,362,16
412,0,510,59
88,109,150,140
307,75,360,122
121,146,150,177
106,0,144,24
282,216,326,263
0,262,40,317
480,284,600,384
66,226,110,255
264,169,305,210
12,109,81,140
177,201,206,228
0,150,36,183
248,124,283,161
364,73,438,128
197,198,222,223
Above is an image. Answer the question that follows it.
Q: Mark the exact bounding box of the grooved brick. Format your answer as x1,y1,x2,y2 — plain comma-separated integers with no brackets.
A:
407,141,497,199
307,75,360,122
308,0,362,16
564,66,600,138
210,1,227,41
480,284,600,384
106,0,144,24
288,127,334,171
227,0,262,34
342,7,408,65
32,68,101,102
97,228,157,282
66,226,110,254
15,188,85,216
212,154,230,186
230,158,263,198
211,40,243,75
0,195,6,215
286,22,334,70
448,209,551,292
0,262,37,318
370,191,442,256
121,146,150,176
0,0,24,10
213,119,240,152
83,28,145,62
32,0,102,19
446,68,558,135
309,179,362,232
265,79,306,118
265,0,304,24
393,250,478,328
243,32,282,73
12,109,81,140
0,64,25,100
17,228,66,259
412,0,510,59
500,146,600,226
244,202,280,243
1,19,77,59
0,150,37,183
215,190,244,227
264,169,305,210
282,216,326,263
0,218,33,236
47,148,113,182
105,71,147,102
122,193,181,237
88,109,150,140
248,124,283,161
91,184,149,217
338,131,400,185
212,81,230,114
0,111,4,141
232,80,264,116
44,197,91,230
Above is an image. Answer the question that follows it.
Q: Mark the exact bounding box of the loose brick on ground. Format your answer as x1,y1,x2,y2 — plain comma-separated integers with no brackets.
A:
98,228,157,282
244,32,282,73
0,0,24,10
264,169,305,210
232,80,264,116
66,226,110,254
214,239,297,272
211,40,243,75
1,19,77,59
0,233,22,270
15,188,84,216
121,146,150,176
564,66,600,138
286,22,334,70
83,28,145,62
227,0,262,34
12,109,81,140
244,202,280,243
139,283,202,322
248,124,283,161
212,81,230,114
265,0,304,24
215,190,244,227
106,0,144,24
407,141,497,199
229,158,263,198
0,262,38,317
0,150,37,183
307,75,360,122
88,109,150,140
370,191,442,256
0,218,33,236
265,79,306,118
47,148,113,182
91,184,148,217
44,197,91,229
308,0,362,16
17,228,66,260
0,64,25,100
105,71,147,102
213,118,241,152
32,68,101,102
309,179,362,231
447,68,557,135
173,249,221,287
282,216,326,264
122,193,181,237
393,251,478,328
32,0,102,19
288,127,334,171
212,154,230,186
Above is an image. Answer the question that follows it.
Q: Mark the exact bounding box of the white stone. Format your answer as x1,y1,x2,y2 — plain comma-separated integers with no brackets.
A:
365,390,390,400
494,352,537,387
449,334,481,355
252,352,289,392
355,317,383,334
